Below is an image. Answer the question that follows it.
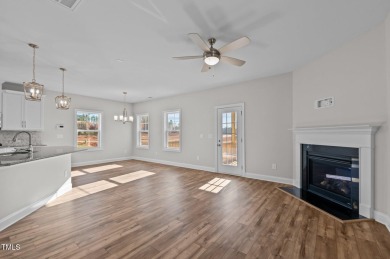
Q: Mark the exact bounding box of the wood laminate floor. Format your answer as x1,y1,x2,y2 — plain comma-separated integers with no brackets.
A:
0,160,389,258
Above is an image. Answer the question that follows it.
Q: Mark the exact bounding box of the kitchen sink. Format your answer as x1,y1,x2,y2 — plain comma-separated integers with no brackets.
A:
0,147,32,156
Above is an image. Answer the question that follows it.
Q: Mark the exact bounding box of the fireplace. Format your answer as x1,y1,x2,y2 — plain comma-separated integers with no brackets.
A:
302,144,359,215
292,125,379,219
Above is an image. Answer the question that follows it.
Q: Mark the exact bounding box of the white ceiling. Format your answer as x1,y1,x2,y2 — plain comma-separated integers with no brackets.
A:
1,0,389,103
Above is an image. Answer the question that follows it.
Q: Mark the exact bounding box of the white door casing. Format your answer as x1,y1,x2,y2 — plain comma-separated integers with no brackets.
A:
215,103,245,175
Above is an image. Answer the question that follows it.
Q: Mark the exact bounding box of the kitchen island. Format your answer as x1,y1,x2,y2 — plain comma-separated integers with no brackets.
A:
0,146,85,231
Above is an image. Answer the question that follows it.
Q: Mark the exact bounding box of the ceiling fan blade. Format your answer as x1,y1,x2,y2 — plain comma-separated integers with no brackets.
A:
201,63,211,72
172,56,203,60
221,56,246,66
188,33,210,52
219,36,251,54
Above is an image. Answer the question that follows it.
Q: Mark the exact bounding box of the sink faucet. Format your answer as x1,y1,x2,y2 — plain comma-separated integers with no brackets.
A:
12,131,33,152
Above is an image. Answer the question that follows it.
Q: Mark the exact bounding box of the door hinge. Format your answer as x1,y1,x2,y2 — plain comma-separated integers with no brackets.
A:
241,110,242,115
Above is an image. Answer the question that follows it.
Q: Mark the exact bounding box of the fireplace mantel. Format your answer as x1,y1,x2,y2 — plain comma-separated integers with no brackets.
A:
293,124,380,218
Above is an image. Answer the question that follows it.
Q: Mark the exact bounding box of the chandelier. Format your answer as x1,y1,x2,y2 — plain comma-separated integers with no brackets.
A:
114,92,133,124
55,68,71,110
23,43,44,101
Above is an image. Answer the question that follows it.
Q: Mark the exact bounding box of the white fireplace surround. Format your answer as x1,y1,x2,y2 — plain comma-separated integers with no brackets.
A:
293,125,379,218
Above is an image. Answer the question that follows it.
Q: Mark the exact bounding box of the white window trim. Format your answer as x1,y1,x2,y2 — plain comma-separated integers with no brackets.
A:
74,109,103,151
136,113,150,149
163,109,181,152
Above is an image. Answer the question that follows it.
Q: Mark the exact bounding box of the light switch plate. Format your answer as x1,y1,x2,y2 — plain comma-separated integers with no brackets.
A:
315,97,334,109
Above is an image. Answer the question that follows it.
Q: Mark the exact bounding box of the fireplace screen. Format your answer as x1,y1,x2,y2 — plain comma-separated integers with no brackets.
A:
309,156,352,199
302,144,359,213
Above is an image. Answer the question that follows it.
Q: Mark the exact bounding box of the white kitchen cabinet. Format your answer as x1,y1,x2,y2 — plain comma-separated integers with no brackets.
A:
2,91,44,131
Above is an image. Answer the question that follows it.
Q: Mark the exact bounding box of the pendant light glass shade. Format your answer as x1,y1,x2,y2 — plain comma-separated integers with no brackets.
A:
24,43,44,101
55,68,71,110
114,92,133,124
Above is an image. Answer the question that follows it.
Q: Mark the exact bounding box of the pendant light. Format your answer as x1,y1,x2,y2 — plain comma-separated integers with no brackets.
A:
55,68,71,110
23,43,44,101
114,92,133,124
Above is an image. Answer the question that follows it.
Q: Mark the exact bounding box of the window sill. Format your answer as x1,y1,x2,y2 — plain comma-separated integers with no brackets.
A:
76,147,103,152
136,146,149,150
163,148,181,153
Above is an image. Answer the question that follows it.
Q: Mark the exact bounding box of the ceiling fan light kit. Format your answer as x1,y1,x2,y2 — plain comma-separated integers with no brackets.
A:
203,38,220,66
173,33,250,72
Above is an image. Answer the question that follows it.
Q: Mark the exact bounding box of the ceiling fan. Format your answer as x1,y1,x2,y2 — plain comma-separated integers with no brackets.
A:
173,33,251,72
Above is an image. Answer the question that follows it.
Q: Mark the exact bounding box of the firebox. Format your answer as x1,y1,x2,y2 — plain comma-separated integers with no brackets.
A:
301,144,359,214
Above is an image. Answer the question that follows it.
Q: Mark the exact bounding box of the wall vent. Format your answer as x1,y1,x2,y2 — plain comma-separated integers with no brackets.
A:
51,0,82,11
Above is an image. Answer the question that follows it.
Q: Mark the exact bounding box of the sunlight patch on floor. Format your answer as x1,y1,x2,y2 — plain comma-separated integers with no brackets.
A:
110,170,155,184
46,180,118,207
199,178,231,193
82,164,123,173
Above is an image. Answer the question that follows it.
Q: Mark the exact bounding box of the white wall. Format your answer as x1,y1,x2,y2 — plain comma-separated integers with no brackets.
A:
293,19,389,220
386,13,390,226
132,73,293,182
41,90,132,166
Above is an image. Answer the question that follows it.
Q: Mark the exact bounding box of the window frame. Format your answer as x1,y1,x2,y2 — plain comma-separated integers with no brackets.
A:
136,113,150,149
74,109,103,151
163,109,181,152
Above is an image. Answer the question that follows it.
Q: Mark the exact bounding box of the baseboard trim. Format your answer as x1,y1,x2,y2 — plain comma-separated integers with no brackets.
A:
131,157,293,185
131,156,215,172
0,178,72,232
71,156,132,167
244,172,293,185
374,210,390,232
359,204,372,219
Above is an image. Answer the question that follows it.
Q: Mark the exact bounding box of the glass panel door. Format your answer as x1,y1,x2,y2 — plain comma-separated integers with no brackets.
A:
217,106,243,175
222,111,238,166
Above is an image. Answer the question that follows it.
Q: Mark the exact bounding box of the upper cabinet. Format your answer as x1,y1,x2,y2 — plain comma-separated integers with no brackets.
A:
2,91,44,131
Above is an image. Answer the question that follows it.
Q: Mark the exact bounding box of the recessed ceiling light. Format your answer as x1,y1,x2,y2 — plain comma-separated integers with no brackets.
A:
115,59,125,63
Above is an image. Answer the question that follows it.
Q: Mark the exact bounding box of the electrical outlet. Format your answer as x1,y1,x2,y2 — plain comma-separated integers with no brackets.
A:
272,163,277,170
196,155,200,161
64,170,68,178
315,97,334,109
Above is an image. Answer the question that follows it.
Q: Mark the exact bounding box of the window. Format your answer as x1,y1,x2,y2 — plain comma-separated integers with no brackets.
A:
163,110,181,151
136,113,149,149
75,110,102,149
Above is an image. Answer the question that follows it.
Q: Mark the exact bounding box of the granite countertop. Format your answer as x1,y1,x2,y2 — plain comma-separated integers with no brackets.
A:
0,146,86,166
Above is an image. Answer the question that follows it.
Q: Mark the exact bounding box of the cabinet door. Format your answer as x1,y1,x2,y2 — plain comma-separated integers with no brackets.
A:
24,99,44,131
2,92,24,130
